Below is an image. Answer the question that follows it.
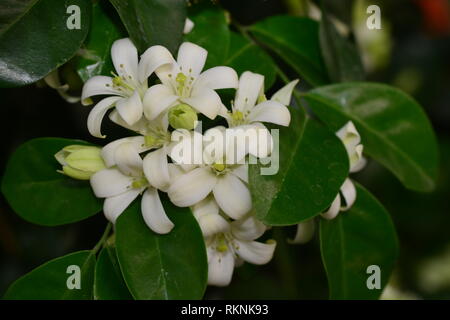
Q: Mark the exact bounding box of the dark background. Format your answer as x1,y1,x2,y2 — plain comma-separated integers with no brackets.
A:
1,0,449,299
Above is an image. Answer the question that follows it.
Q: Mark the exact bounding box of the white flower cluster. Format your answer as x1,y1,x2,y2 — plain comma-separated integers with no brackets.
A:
72,38,297,286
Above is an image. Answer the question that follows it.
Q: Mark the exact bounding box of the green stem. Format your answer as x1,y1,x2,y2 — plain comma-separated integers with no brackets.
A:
92,223,112,254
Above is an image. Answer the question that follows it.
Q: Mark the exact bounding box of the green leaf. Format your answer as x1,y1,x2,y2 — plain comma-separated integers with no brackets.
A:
94,245,133,300
225,31,277,89
304,83,439,192
185,5,230,70
0,0,91,87
249,15,329,87
0,0,34,35
3,251,96,300
76,1,124,82
320,182,399,299
319,10,364,82
115,198,208,300
249,110,349,225
109,0,186,54
1,138,102,226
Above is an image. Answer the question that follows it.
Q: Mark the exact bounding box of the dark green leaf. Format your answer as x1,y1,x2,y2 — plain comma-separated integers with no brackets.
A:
249,15,329,87
320,182,399,299
109,0,186,54
319,10,364,82
1,138,102,226
304,83,439,192
249,110,349,225
94,245,133,300
185,5,230,70
3,251,96,300
0,0,34,34
76,1,124,82
0,0,91,87
115,198,207,300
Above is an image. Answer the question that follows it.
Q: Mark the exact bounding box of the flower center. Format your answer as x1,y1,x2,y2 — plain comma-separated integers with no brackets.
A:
172,72,194,97
215,234,229,252
212,162,227,174
131,177,148,189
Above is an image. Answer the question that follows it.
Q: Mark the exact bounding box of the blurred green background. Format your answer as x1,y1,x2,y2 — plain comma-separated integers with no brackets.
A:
1,0,449,299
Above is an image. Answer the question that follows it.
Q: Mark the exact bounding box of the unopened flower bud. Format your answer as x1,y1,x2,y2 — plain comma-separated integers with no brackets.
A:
168,103,198,130
55,145,106,180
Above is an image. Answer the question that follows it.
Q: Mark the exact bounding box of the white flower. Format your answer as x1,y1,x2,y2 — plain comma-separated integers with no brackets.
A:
321,121,366,220
82,38,174,137
183,18,194,34
220,71,295,128
142,42,238,122
205,215,276,287
289,219,315,244
90,142,175,234
167,128,252,220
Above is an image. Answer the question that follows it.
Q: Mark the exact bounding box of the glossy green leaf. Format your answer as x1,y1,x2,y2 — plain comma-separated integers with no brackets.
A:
249,15,329,87
3,251,96,300
0,0,91,87
76,1,124,82
304,83,439,192
0,0,34,34
1,138,102,226
94,245,133,300
319,10,364,82
225,31,277,89
249,109,349,225
320,183,399,299
185,5,230,70
109,0,186,54
115,198,207,300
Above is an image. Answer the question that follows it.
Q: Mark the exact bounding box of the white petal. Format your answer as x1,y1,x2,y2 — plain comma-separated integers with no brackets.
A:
336,121,361,154
90,168,133,198
248,100,291,126
234,71,264,112
192,197,229,237
340,178,356,211
143,148,170,191
321,194,341,220
176,42,207,78
115,90,143,126
231,216,267,241
138,45,175,83
213,173,252,220
111,38,139,81
168,167,217,207
288,219,315,244
108,110,149,136
141,188,174,234
143,84,178,120
168,163,186,181
81,76,121,105
181,87,222,119
102,136,148,168
350,144,366,172
207,248,235,287
183,18,194,34
231,164,248,183
114,142,143,177
103,188,141,223
194,66,238,90
234,239,276,265
270,79,299,105
87,96,122,138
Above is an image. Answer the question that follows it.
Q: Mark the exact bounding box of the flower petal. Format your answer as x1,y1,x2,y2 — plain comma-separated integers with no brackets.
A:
231,216,266,241
87,96,123,138
207,248,235,287
114,142,143,177
183,18,194,34
143,84,179,120
138,45,175,83
195,66,238,90
143,147,170,191
103,188,142,223
182,87,222,119
234,71,264,112
192,197,229,237
90,168,133,198
141,188,174,234
288,219,315,244
102,136,148,168
340,178,357,211
234,239,276,265
270,79,299,105
176,42,207,78
111,38,139,81
168,167,217,207
350,144,366,172
213,173,252,220
115,90,143,126
231,164,248,183
81,76,121,105
321,193,341,220
248,100,291,126
108,110,149,136
336,121,361,155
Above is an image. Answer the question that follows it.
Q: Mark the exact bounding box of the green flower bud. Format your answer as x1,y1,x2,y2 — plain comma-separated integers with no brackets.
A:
168,103,198,130
55,145,106,180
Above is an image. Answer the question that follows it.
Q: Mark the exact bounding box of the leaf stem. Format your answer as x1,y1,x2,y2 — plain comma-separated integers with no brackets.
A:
92,223,112,255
